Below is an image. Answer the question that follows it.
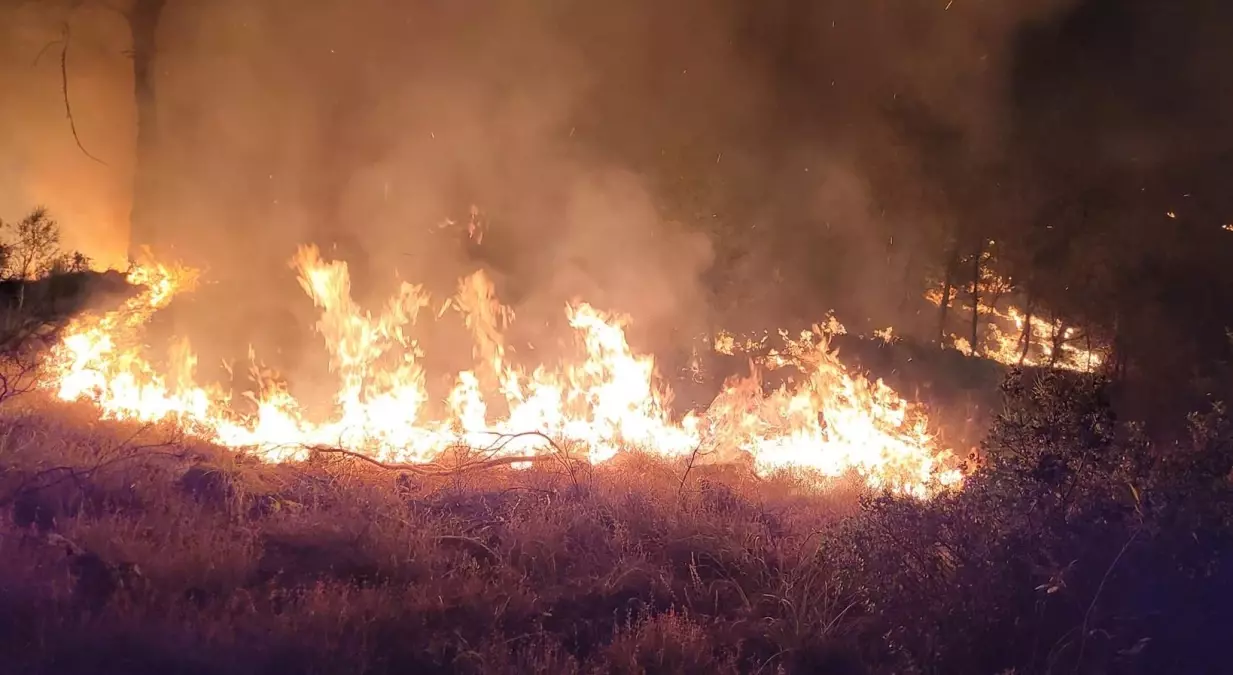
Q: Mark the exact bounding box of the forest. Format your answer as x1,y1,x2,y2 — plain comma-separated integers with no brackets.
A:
1,0,1233,673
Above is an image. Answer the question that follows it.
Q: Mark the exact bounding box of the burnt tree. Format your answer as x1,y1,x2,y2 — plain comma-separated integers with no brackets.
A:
126,0,167,260
969,239,983,356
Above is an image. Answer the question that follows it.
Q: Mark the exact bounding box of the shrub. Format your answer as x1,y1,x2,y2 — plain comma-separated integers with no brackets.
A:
822,369,1233,674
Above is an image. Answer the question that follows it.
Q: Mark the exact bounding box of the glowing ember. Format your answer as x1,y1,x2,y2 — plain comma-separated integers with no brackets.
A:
43,246,962,497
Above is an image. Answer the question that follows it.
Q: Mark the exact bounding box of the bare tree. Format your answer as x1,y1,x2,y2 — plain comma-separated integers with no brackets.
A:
5,207,63,281
126,0,168,257
32,0,169,257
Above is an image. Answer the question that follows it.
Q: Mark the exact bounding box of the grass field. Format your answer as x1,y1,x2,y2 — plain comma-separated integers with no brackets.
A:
0,400,878,675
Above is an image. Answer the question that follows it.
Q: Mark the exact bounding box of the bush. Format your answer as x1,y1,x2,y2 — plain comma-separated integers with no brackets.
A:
822,369,1233,673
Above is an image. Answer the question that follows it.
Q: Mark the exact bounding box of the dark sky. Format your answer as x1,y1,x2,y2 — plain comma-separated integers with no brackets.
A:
1012,0,1233,187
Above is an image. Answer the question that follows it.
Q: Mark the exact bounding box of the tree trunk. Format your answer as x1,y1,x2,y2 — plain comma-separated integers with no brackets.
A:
126,0,168,261
1050,320,1066,365
969,240,983,356
1018,291,1033,364
938,245,958,343
1112,311,1127,381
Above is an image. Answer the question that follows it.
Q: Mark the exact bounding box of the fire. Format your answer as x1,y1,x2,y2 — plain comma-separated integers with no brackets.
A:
926,280,1106,373
42,246,962,497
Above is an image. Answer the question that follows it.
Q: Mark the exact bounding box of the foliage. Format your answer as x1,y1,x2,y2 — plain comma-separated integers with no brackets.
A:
0,208,102,406
821,369,1233,673
0,207,92,282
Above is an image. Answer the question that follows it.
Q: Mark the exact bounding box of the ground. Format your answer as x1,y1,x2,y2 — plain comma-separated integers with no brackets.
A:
3,369,1232,674
0,399,873,675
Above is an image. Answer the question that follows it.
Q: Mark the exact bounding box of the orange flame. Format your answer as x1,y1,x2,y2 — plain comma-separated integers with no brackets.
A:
44,246,963,497
926,280,1105,373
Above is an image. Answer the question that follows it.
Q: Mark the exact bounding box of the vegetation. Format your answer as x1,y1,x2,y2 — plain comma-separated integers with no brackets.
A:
10,0,1233,670
0,209,128,405
0,216,1225,672
0,368,1230,674
0,208,1224,673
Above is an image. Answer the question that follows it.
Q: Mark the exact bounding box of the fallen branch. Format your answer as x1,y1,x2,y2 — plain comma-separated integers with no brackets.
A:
1,424,184,506
305,445,560,476
301,430,573,476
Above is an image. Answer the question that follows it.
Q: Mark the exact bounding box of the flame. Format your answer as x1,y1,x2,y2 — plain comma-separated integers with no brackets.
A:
926,277,1105,373
43,246,963,497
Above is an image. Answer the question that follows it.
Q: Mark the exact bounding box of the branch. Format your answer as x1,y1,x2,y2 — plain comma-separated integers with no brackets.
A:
0,349,45,405
32,39,64,67
58,22,108,166
305,445,559,476
302,430,572,476
0,424,185,505
472,429,564,456
677,442,709,500
1074,526,1141,672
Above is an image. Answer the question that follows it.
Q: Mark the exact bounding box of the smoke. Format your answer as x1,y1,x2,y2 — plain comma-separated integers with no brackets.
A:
0,0,1096,383
0,3,134,269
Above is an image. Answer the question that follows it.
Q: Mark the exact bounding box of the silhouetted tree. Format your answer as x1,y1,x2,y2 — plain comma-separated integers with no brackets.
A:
127,0,168,258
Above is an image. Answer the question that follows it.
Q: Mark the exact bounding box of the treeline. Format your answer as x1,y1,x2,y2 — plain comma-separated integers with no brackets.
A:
0,208,130,351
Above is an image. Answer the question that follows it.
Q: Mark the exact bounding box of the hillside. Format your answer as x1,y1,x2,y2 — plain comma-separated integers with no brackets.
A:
2,365,1232,673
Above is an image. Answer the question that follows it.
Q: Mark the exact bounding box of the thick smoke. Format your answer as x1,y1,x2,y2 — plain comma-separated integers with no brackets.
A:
0,0,1092,389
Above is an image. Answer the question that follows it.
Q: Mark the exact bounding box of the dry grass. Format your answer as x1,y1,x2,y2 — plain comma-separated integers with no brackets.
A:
0,402,869,675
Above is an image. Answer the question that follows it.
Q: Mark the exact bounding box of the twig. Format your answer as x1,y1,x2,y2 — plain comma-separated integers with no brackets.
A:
1,425,183,504
32,39,64,67
471,430,563,456
677,442,707,500
58,22,107,166
434,534,500,564
303,429,570,477
305,445,557,476
1074,526,1141,672
18,446,186,494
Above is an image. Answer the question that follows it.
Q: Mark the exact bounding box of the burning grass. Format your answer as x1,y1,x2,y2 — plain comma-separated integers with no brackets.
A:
41,247,963,498
3,241,1229,673
5,368,1233,674
4,347,1233,673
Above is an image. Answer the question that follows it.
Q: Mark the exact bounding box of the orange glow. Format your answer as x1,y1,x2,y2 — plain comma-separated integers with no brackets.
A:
44,246,963,497
926,278,1105,373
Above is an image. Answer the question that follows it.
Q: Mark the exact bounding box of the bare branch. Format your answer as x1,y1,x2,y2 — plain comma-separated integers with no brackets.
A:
471,429,563,456
677,442,710,500
58,22,108,166
305,445,559,476
301,429,571,476
32,39,64,67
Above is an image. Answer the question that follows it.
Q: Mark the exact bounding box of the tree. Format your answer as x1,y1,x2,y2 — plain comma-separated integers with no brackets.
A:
34,0,169,258
126,0,168,258
4,207,63,282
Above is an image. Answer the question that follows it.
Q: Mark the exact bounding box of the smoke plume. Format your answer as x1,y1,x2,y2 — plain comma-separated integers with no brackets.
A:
0,0,1098,382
